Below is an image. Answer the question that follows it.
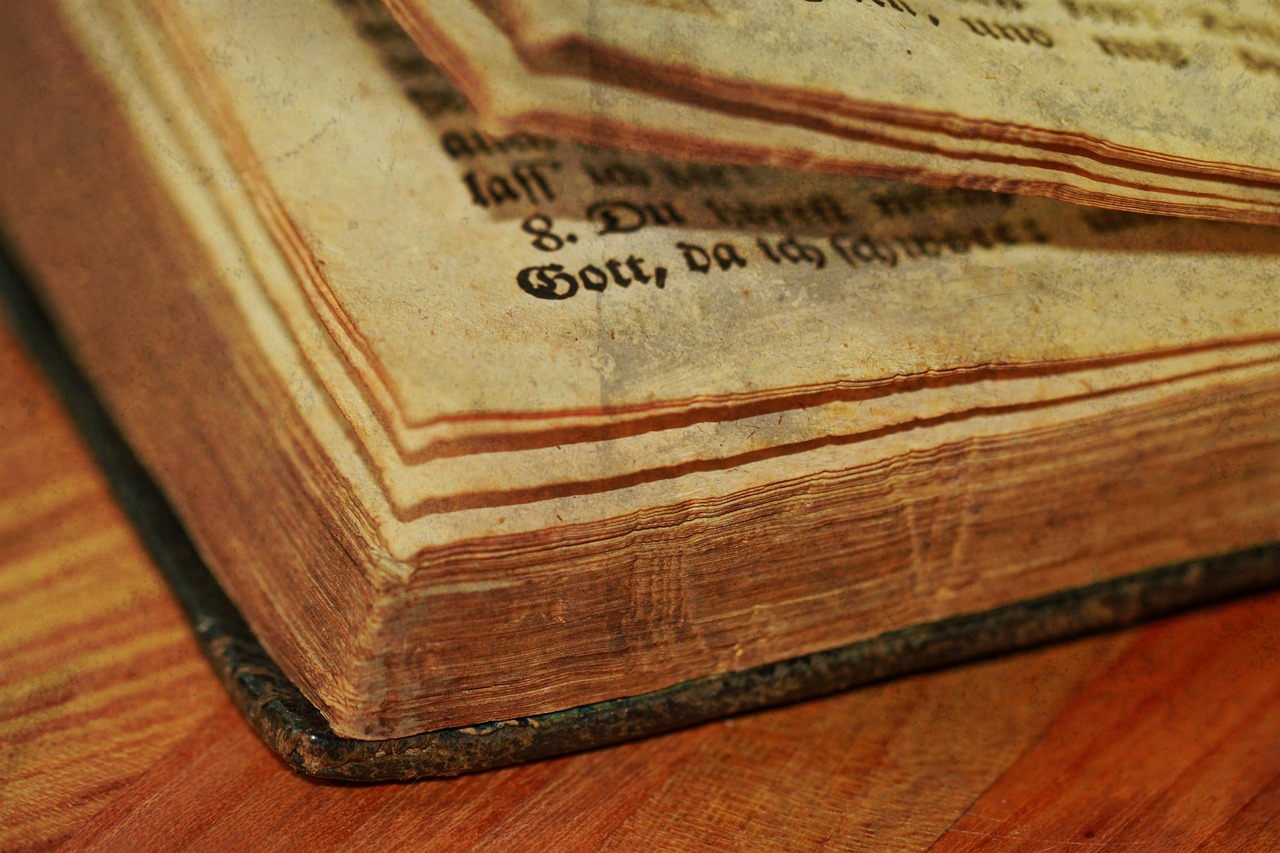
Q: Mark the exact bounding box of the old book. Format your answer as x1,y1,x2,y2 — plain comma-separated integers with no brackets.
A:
1,0,1278,776
388,0,1280,224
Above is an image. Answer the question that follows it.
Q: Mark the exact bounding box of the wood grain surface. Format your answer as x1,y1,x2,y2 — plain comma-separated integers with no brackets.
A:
3,320,1280,851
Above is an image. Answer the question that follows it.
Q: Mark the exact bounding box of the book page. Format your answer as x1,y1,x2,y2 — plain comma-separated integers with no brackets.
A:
152,0,1280,450
101,0,1276,529
53,0,1280,545
385,0,1280,223
487,0,1280,168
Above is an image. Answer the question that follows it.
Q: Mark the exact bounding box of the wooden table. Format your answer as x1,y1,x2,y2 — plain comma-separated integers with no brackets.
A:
3,320,1279,851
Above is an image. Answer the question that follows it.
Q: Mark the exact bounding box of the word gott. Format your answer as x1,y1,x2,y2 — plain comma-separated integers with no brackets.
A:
517,256,668,300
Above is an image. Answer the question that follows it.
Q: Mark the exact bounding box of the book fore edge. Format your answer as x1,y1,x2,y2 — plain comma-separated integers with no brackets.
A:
4,236,1279,781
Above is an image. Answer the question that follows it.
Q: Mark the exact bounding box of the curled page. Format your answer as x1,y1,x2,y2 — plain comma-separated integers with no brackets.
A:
383,0,1280,224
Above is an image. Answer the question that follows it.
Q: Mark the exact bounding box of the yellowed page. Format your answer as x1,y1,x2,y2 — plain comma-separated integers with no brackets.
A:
389,0,1280,225
87,0,1272,525
148,0,1280,459
382,0,1280,222
92,0,1280,528
88,0,1280,528
486,0,1280,163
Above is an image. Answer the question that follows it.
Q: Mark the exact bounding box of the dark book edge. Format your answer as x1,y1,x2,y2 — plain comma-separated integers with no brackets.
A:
4,236,1278,781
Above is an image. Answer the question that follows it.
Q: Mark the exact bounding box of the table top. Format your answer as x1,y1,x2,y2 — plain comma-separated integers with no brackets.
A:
3,319,1279,851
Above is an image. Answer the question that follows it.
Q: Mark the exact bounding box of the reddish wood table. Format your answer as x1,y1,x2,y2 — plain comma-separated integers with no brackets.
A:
3,322,1279,850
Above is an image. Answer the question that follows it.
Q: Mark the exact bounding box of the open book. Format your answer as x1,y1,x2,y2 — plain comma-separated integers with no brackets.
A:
1,0,1277,775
